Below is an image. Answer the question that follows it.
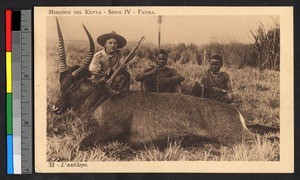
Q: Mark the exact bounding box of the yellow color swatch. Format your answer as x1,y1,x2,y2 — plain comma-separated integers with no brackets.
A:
6,52,12,93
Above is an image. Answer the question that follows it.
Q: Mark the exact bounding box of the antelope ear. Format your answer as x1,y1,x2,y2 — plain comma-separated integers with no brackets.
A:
59,70,69,83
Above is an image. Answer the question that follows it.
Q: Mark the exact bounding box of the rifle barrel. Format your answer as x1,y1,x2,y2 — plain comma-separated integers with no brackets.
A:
107,36,146,85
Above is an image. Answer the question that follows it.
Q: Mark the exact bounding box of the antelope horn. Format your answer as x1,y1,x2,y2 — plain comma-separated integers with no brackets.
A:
56,18,67,72
72,24,95,77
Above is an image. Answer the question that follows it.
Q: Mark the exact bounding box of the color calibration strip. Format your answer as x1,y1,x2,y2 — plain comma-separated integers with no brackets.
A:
6,9,33,174
6,9,14,174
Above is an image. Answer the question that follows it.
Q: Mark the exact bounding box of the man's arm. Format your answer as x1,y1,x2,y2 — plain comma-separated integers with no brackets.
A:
89,53,102,75
156,68,185,86
225,73,233,93
135,68,155,82
169,69,185,82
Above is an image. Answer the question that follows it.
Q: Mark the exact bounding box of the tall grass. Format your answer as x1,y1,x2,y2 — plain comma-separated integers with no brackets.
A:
46,40,280,162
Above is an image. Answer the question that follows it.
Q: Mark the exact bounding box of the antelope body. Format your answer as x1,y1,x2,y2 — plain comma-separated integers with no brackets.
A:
78,90,253,149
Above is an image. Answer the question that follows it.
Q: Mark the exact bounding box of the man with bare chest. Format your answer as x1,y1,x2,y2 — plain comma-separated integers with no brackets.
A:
203,54,235,104
135,50,185,93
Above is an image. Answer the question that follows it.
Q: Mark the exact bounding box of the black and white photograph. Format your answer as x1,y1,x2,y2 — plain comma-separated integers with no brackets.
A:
34,7,293,173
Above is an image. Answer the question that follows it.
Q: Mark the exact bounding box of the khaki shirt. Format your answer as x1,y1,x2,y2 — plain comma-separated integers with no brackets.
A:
89,49,123,75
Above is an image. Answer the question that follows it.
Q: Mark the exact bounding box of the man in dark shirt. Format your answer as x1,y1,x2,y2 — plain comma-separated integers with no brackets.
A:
135,50,185,93
201,54,235,104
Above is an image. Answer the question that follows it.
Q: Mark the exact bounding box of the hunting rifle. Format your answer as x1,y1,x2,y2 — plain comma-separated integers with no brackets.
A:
106,36,146,86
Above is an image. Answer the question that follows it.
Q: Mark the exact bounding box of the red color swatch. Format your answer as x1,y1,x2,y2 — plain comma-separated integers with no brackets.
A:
6,10,12,52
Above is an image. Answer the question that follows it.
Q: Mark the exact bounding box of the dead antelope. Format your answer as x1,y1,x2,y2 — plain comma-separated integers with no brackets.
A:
52,19,254,150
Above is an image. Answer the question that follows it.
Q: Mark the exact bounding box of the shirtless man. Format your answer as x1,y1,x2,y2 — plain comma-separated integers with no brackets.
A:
135,50,185,93
202,54,235,104
192,55,235,104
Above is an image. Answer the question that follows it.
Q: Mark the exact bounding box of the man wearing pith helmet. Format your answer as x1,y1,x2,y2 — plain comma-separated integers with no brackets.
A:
89,31,131,91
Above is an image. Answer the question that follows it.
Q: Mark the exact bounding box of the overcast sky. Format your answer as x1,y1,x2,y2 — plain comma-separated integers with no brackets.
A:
47,15,279,45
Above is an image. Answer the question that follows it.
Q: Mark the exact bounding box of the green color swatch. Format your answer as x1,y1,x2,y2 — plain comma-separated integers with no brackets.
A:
6,93,12,134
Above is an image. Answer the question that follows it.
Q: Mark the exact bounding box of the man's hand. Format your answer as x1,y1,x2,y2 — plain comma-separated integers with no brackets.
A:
90,75,97,84
212,87,227,93
90,74,109,84
200,76,207,87
157,77,170,86
106,68,114,77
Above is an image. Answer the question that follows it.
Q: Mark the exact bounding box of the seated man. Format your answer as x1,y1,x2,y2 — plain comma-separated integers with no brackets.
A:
89,31,130,91
200,54,235,104
135,50,185,93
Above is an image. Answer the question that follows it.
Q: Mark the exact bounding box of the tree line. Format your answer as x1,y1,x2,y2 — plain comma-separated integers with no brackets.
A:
122,22,280,71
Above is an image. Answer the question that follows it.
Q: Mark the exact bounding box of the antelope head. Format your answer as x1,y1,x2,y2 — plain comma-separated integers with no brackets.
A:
52,18,95,114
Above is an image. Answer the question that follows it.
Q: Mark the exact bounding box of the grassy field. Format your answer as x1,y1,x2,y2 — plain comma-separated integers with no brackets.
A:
46,40,280,162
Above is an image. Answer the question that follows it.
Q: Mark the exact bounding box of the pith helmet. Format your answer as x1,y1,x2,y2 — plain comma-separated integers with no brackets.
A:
97,31,127,48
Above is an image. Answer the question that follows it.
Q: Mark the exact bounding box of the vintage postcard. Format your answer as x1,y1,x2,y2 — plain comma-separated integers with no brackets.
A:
34,6,293,173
